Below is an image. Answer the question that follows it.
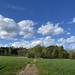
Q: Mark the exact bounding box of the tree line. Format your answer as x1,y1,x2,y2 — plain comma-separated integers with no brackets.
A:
0,45,75,59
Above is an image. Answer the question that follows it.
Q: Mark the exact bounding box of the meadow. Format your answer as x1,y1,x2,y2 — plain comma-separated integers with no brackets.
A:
0,56,32,75
36,59,75,75
1,56,75,75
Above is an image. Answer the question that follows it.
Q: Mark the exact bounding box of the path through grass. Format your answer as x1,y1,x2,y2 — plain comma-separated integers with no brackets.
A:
17,59,38,75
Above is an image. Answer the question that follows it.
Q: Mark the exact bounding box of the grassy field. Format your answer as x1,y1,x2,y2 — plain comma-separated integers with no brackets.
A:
0,56,32,75
1,56,75,75
36,59,75,75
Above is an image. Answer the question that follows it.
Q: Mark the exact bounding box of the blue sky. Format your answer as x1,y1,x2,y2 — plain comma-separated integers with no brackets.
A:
0,0,75,49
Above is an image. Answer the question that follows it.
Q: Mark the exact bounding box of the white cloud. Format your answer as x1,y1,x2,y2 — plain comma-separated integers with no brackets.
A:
11,40,41,49
0,14,66,42
4,35,75,49
0,15,36,39
66,36,75,43
12,41,31,48
37,22,64,35
11,36,55,48
67,32,70,35
68,18,75,24
57,38,66,45
4,44,8,47
0,43,8,47
43,36,55,46
0,15,18,40
31,36,55,47
56,43,63,46
57,36,75,46
69,43,75,50
31,40,42,47
72,18,75,23
65,30,71,35
18,20,35,38
0,14,75,50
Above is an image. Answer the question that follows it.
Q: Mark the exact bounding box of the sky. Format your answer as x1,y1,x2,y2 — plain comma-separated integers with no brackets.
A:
0,0,75,49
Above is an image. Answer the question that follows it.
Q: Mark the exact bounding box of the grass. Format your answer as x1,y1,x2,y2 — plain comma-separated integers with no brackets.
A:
36,59,75,75
0,56,32,75
1,56,75,75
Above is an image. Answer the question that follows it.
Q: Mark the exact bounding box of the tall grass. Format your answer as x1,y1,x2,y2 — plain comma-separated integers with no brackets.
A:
36,59,75,75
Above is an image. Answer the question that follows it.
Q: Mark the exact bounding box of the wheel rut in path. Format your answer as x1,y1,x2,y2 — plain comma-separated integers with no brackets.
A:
17,59,38,75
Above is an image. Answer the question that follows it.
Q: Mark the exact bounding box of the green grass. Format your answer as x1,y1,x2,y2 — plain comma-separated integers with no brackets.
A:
0,56,32,75
36,59,75,75
1,57,75,75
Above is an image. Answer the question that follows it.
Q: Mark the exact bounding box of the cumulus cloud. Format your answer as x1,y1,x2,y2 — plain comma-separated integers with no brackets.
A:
18,20,35,38
43,36,55,46
0,14,75,50
56,36,75,49
57,38,66,45
68,18,75,24
11,40,40,49
11,39,42,48
12,41,31,49
31,40,42,47
37,22,64,35
69,43,75,50
11,36,55,48
0,15,36,40
57,36,75,46
66,36,75,43
0,15,18,39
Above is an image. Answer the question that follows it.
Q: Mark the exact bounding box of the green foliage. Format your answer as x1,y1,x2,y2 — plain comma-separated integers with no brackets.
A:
33,45,43,58
0,56,32,75
27,45,43,58
36,59,75,75
0,45,75,59
27,52,34,58
27,45,75,59
52,48,58,58
69,50,75,59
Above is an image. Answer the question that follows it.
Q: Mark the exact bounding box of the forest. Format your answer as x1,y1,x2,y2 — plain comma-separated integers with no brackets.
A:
0,45,75,59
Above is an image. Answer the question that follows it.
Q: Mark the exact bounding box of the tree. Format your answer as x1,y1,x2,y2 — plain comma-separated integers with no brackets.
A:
27,52,34,58
69,50,75,59
58,46,64,58
18,48,27,56
33,45,43,58
63,50,68,58
52,48,58,58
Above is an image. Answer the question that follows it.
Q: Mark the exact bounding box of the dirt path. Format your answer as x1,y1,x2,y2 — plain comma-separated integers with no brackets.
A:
17,59,38,75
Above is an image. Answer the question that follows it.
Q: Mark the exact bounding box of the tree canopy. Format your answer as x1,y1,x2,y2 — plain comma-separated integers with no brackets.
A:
0,45,75,59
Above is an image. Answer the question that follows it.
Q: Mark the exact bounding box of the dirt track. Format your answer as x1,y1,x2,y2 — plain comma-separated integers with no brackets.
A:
17,59,38,75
